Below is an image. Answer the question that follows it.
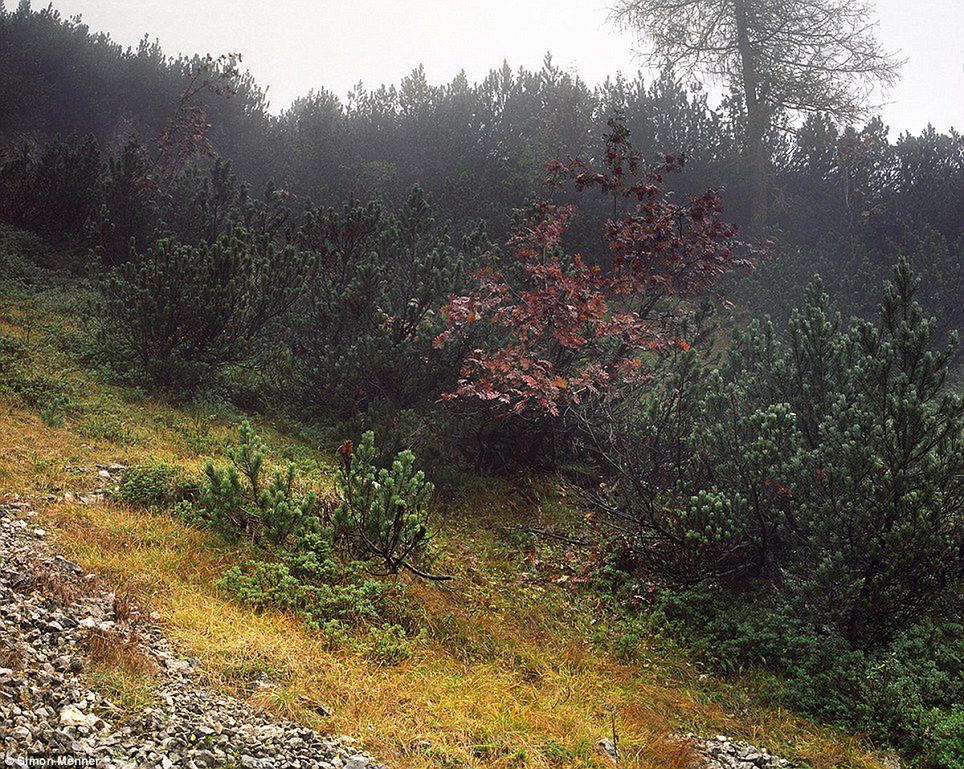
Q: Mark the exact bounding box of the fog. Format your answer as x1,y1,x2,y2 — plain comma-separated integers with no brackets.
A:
43,0,964,134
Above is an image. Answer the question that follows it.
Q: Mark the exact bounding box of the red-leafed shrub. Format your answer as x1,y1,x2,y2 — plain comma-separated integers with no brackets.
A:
435,119,754,466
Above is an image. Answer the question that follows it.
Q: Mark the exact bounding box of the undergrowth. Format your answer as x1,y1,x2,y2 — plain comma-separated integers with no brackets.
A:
0,230,898,769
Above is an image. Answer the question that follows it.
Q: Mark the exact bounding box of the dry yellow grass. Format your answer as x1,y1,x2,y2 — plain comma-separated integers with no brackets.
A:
37,496,884,769
0,285,888,769
85,626,161,716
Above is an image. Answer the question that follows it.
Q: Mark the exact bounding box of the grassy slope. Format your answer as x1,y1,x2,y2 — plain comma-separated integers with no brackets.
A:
0,245,888,769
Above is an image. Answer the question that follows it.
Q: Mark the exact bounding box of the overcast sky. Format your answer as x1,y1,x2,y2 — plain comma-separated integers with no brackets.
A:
42,0,964,135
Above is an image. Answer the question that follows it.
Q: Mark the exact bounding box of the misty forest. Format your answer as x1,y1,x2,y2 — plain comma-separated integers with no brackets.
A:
0,1,961,768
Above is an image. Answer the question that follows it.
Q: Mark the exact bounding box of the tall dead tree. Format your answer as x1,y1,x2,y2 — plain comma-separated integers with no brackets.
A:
611,0,900,238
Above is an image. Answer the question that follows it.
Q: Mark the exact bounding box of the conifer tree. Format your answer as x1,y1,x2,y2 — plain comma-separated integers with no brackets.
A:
295,185,485,415
100,228,313,392
590,262,962,649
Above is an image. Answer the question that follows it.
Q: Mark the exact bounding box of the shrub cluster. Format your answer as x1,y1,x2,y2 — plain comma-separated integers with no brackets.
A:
0,331,73,426
2,87,959,762
584,262,962,764
68,145,489,417
98,231,314,392
192,422,432,648
294,186,486,417
117,461,188,508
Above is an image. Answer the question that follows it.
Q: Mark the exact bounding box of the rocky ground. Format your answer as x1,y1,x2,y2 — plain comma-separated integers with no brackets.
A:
595,735,794,768
1,492,808,769
683,735,794,769
0,497,385,769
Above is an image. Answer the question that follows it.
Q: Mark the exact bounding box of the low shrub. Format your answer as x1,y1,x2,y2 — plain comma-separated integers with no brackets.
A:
367,623,423,664
218,560,391,630
335,430,449,580
0,332,74,420
218,542,416,638
638,581,963,767
98,230,313,392
199,421,318,545
77,412,136,445
207,425,434,637
117,461,187,508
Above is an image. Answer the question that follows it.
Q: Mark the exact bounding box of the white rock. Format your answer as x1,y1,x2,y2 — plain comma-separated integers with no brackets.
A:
60,704,87,727
165,658,191,673
596,737,618,763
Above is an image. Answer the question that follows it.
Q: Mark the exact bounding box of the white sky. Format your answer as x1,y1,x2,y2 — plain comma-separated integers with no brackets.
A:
39,0,964,135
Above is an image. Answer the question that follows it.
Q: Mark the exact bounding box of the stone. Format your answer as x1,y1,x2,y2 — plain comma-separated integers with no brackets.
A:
0,505,387,769
596,737,618,763
53,556,82,574
682,734,799,769
59,704,87,727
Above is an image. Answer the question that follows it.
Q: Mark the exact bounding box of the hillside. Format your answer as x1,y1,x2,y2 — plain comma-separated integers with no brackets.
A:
0,228,902,769
2,2,962,766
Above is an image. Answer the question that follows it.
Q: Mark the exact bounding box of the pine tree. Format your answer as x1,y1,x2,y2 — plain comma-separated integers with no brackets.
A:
804,260,963,647
335,431,450,580
592,261,962,649
295,185,484,416
100,228,313,392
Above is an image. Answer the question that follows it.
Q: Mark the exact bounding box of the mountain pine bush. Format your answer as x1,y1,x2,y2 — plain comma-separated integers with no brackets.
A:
200,421,318,545
594,260,961,650
0,136,104,244
295,186,486,416
591,260,962,764
335,430,448,580
99,229,313,391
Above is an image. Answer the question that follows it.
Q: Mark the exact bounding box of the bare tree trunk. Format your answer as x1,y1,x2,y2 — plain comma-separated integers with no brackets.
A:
734,0,768,238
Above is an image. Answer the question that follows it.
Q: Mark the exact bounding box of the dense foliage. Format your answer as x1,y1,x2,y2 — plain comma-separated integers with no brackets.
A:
437,120,752,467
98,230,313,391
587,263,962,764
2,4,961,337
198,423,425,643
591,262,961,640
295,186,486,417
